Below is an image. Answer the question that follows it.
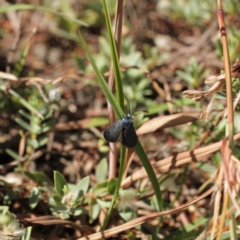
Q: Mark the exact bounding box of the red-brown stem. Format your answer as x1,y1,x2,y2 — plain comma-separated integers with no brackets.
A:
217,0,236,238
217,1,234,146
107,0,124,179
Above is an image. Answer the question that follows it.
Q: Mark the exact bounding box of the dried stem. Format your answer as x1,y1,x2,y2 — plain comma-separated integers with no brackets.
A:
217,1,236,238
217,1,234,146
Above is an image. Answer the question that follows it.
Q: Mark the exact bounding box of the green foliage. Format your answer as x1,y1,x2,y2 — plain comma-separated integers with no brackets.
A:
176,57,208,88
107,178,118,195
75,35,157,110
0,80,58,161
164,217,208,240
0,3,87,24
52,172,90,219
23,171,52,184
232,77,240,94
215,25,240,63
222,0,240,14
29,187,40,209
88,199,101,223
96,158,108,182
157,0,213,25
54,171,69,196
22,227,32,240
0,207,26,238
0,206,14,226
118,207,137,222
21,171,53,209
79,0,116,27
143,44,169,69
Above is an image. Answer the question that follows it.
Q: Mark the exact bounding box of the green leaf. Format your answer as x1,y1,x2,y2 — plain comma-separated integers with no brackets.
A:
92,180,108,197
41,119,55,133
22,171,38,183
15,117,31,131
107,178,117,195
5,149,21,160
19,109,31,120
96,158,108,182
89,200,100,223
52,194,62,205
151,195,160,211
119,189,136,197
54,171,69,196
0,207,14,225
94,187,108,197
27,139,39,149
32,171,52,184
118,208,137,222
38,135,49,146
69,207,87,216
54,205,69,213
96,199,112,208
15,117,41,133
93,180,108,190
23,171,52,184
22,226,32,240
73,176,90,199
29,187,40,209
59,212,70,219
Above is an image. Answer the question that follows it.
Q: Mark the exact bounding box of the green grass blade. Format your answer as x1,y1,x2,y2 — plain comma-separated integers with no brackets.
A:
0,4,88,27
6,149,21,160
78,30,123,119
135,140,163,212
102,0,124,109
22,226,32,240
99,1,127,230
101,146,126,230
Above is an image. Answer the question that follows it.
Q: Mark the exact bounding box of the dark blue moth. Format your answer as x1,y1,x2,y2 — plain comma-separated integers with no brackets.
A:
103,113,137,148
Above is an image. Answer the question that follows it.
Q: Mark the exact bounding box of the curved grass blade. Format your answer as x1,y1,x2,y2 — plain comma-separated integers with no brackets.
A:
0,4,88,27
78,30,123,120
135,141,163,213
102,0,124,109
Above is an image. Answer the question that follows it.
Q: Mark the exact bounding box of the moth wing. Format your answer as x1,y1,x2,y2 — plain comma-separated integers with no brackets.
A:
103,120,123,142
121,123,137,148
117,130,123,142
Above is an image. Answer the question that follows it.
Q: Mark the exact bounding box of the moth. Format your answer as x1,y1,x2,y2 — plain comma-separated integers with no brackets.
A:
103,106,148,148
